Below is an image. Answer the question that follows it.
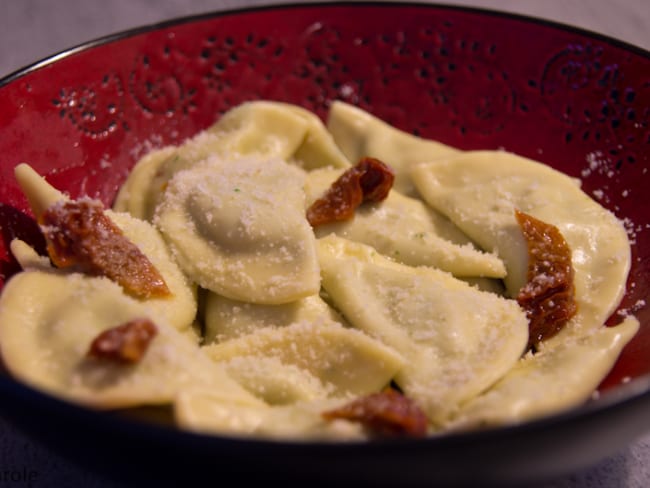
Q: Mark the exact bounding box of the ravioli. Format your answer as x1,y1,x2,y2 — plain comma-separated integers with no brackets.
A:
450,316,639,429
154,156,320,304
326,101,459,195
15,163,68,218
10,239,52,271
203,320,405,400
108,211,197,332
127,102,309,222
217,356,333,405
2,101,639,440
304,167,506,278
409,150,637,428
277,103,352,170
112,146,176,220
0,271,259,409
204,293,344,343
175,390,364,440
14,164,197,332
411,150,631,335
317,235,528,424
203,290,404,404
119,101,350,221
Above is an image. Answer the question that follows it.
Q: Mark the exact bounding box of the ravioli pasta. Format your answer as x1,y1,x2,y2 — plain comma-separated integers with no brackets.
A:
410,151,631,335
317,235,528,424
203,293,345,343
0,270,258,409
304,167,506,278
154,156,320,304
327,101,458,196
114,101,350,222
0,101,638,440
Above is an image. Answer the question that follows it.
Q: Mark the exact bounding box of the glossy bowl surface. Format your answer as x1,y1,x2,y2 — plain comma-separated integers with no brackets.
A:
0,3,649,486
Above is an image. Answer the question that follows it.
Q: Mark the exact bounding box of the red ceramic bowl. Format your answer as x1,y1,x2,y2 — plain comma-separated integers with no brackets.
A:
0,3,649,486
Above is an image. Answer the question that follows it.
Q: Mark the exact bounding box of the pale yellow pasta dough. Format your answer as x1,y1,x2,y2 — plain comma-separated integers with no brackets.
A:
4,102,638,440
128,102,309,221
203,320,405,399
108,210,197,332
154,156,320,304
326,101,459,195
0,271,260,409
449,316,639,429
277,103,352,170
10,239,51,271
182,321,204,345
112,146,176,220
13,164,197,332
120,101,350,221
304,167,506,278
410,150,631,337
217,356,333,405
203,293,344,344
203,293,397,404
14,163,67,219
317,235,528,424
175,390,364,440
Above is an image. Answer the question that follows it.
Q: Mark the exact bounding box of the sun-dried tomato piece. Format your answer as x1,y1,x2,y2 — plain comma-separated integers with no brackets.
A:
39,199,170,299
515,209,578,350
322,387,428,437
357,157,395,202
307,157,395,227
87,318,158,364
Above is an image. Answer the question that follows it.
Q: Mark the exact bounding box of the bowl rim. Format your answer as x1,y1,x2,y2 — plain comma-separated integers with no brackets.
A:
1,0,650,457
1,0,649,87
